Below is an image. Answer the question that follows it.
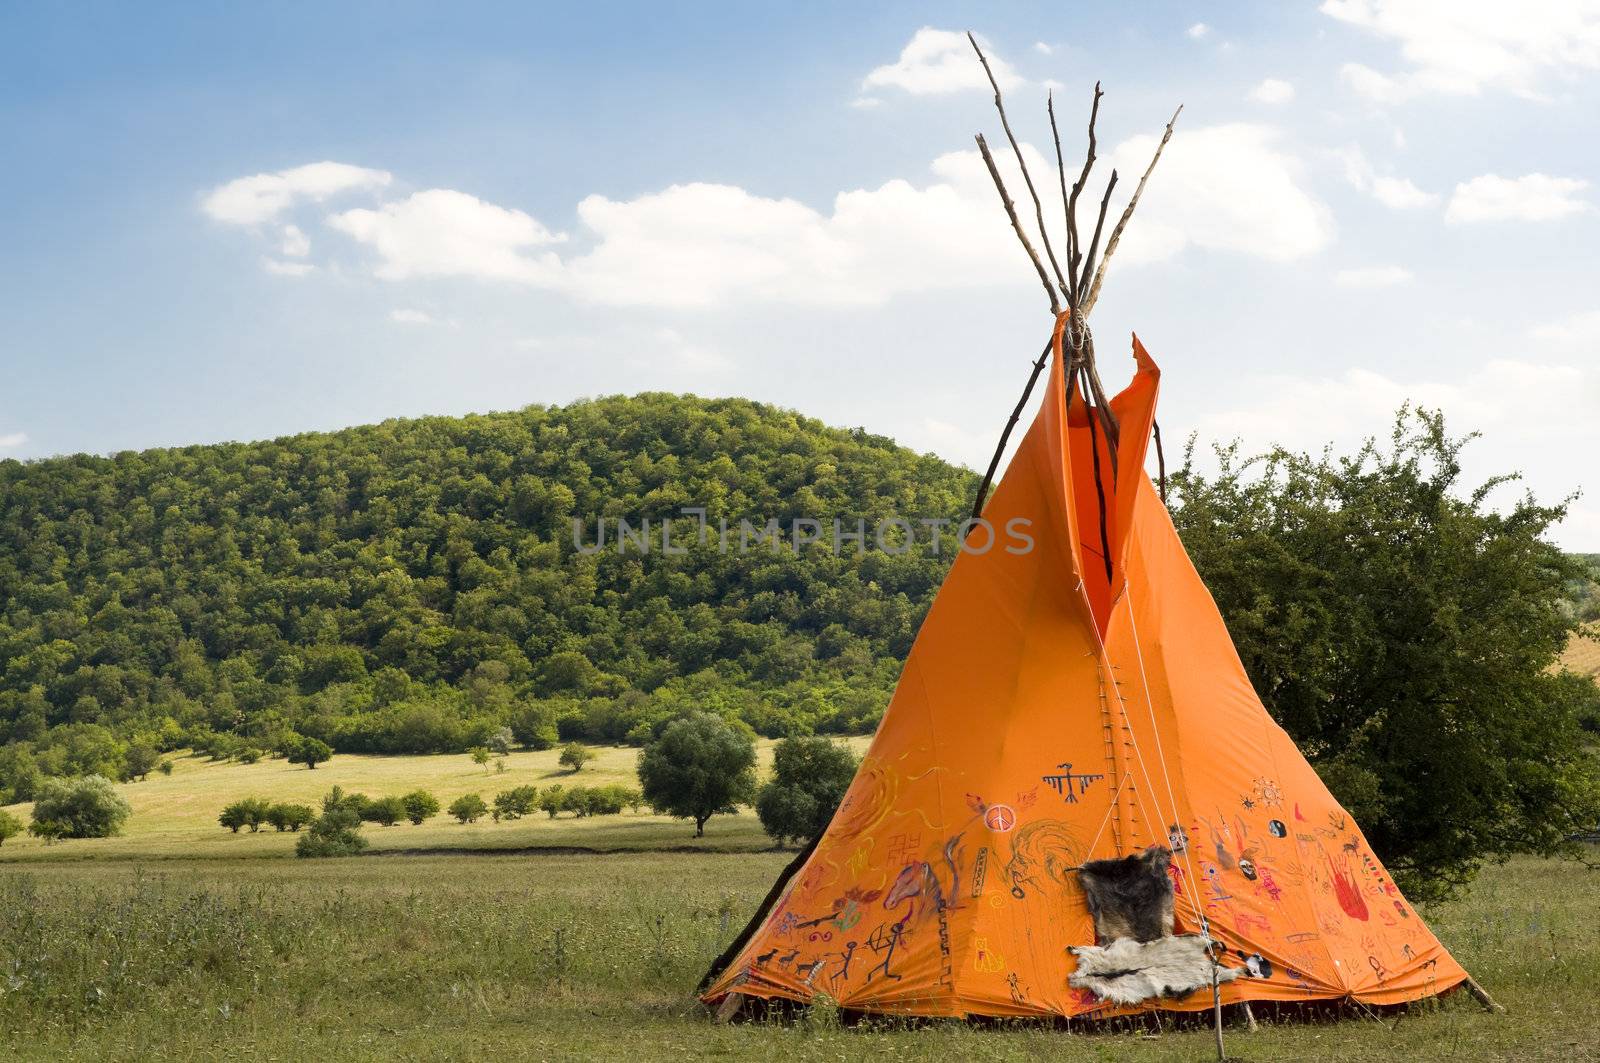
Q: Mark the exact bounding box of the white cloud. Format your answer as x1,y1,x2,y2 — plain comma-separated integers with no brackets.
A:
202,162,391,225
862,27,1019,95
1445,173,1591,223
1102,124,1334,265
280,224,311,257
389,308,437,325
1335,264,1414,286
0,432,26,449
221,127,1329,309
849,96,884,110
1322,0,1600,101
1336,145,1438,208
1203,359,1595,448
1198,357,1600,546
1187,23,1210,39
1370,175,1435,209
1532,309,1600,345
1248,78,1296,104
262,258,314,277
1033,41,1054,56
626,327,730,373
328,188,567,283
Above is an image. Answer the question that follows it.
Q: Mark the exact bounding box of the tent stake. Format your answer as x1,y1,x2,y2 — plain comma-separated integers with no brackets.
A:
1464,977,1505,1013
713,991,744,1023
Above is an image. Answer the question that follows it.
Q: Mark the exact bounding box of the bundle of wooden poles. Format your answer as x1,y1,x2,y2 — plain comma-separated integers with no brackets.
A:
963,33,1181,577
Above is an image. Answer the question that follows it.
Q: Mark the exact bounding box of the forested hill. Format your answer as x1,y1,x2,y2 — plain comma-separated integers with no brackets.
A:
0,394,977,776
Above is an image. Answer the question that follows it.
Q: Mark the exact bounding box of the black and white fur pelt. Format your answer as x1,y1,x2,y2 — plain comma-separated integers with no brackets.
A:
1066,845,1251,1005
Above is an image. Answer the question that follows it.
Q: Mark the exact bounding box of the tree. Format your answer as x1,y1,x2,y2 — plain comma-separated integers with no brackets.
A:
1170,409,1600,901
538,785,565,818
288,737,333,770
559,742,593,773
487,726,514,756
363,795,407,827
470,747,492,773
28,775,133,840
122,741,161,782
266,802,314,832
401,789,441,824
508,701,559,750
295,786,368,857
637,713,757,836
218,796,272,833
0,808,21,847
492,785,539,821
448,793,488,823
756,736,860,847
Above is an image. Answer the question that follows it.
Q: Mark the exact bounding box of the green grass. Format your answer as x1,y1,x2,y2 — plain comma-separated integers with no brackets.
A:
0,740,869,862
2,750,1596,1059
0,853,1595,1061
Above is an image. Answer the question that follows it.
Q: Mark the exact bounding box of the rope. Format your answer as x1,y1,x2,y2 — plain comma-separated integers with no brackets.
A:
1125,593,1211,936
1080,770,1133,861
1075,579,1171,864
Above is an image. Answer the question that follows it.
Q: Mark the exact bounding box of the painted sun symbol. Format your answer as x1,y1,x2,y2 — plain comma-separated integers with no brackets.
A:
1253,778,1285,809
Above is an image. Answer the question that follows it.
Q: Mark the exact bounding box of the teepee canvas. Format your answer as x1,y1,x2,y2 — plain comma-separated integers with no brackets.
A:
701,41,1481,1021
701,325,1470,1018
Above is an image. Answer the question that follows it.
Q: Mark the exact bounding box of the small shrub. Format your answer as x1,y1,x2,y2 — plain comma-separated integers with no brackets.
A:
492,785,540,822
218,796,272,833
487,726,514,756
448,793,488,823
363,795,407,827
470,747,492,773
265,802,314,832
538,785,565,818
0,809,21,847
559,742,593,773
287,737,333,770
401,790,441,825
157,760,174,776
295,786,368,858
237,747,262,765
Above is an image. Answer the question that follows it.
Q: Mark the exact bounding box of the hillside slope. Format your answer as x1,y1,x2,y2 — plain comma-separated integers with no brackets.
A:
0,394,975,779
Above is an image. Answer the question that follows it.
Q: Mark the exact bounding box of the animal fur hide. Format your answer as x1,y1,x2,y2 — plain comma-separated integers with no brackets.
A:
1068,935,1245,1005
1077,846,1175,943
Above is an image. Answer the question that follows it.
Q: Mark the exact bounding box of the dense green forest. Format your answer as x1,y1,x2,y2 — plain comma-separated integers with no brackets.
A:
3,398,1596,895
0,394,974,794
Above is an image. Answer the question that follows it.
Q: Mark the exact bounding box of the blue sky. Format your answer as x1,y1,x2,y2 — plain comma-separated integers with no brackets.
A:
3,2,1598,546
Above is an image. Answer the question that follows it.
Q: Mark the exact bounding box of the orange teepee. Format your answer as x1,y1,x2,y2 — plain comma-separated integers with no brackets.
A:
702,322,1468,1018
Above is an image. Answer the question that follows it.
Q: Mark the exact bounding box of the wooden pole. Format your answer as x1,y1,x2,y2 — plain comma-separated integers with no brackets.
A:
968,339,1053,526
1211,964,1227,1061
699,833,822,992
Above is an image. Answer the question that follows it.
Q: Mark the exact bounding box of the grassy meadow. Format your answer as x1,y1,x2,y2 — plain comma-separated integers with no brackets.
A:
1562,622,1600,681
0,740,870,862
0,853,1594,1061
1,747,1597,1060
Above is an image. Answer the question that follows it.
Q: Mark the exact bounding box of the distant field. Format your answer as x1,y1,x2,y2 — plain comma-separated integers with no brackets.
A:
1563,622,1600,681
1,853,1595,1061
0,738,870,862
